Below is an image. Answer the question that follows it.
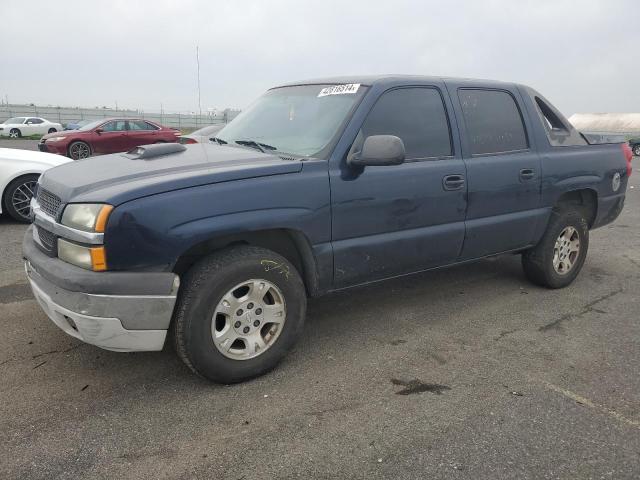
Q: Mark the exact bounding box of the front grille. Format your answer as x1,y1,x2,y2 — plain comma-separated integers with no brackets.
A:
37,226,56,252
36,188,62,218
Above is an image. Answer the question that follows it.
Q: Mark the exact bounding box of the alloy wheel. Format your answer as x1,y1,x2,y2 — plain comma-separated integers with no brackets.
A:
211,279,287,360
11,179,37,220
552,226,580,275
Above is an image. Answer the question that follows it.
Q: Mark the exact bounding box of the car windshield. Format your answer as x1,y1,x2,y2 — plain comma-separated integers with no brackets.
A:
216,84,367,158
5,117,25,124
191,124,224,136
78,120,106,131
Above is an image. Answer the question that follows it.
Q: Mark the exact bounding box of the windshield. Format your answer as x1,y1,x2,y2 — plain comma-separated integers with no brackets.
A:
78,119,106,131
216,84,366,158
191,124,224,136
5,117,25,124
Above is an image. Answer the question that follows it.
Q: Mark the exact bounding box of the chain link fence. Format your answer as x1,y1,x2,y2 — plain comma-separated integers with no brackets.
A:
0,104,241,131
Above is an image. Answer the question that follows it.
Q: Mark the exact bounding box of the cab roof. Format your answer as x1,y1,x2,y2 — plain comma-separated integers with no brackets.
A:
276,74,515,89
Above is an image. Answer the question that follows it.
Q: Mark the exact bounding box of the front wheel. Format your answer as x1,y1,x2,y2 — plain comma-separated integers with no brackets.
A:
9,128,21,138
522,208,589,288
68,141,91,160
633,144,640,157
171,246,307,383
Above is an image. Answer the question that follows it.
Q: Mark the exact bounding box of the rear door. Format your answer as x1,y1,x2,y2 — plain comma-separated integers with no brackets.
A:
330,84,467,288
127,120,159,148
447,83,543,259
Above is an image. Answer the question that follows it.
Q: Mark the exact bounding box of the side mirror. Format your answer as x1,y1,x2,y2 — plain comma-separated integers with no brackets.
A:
95,128,103,134
349,135,405,167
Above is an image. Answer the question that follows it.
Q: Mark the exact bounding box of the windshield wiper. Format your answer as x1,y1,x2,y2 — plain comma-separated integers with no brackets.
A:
234,139,277,153
210,137,228,145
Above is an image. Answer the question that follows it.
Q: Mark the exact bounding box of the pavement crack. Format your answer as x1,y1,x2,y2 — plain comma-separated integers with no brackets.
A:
32,349,59,359
539,287,623,332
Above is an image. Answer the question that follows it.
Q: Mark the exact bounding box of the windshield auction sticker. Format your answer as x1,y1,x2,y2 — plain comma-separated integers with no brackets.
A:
318,84,360,97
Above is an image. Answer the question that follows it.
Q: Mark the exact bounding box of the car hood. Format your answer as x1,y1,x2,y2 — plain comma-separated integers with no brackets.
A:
41,130,83,140
0,147,71,168
38,143,303,206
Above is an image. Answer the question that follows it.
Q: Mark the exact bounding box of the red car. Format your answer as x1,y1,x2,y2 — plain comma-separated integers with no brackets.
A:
38,118,181,159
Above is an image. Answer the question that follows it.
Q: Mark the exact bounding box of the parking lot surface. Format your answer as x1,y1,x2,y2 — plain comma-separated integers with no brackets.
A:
1,160,639,479
0,139,40,151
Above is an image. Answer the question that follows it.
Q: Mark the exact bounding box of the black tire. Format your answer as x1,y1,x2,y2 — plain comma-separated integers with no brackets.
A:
48,128,57,134
3,174,39,222
68,141,91,160
172,245,307,383
9,128,21,138
633,144,640,157
522,208,589,289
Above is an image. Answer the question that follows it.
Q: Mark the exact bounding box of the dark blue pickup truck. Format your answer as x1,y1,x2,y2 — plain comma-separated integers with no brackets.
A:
23,76,632,383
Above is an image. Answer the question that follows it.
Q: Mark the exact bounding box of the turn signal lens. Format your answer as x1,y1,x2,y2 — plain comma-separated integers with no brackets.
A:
58,239,107,271
94,205,113,233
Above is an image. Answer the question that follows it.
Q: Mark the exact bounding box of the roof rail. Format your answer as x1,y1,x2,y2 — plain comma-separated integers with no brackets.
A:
125,143,187,159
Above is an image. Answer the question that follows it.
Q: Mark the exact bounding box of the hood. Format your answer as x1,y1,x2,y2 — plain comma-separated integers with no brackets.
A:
41,129,82,140
0,147,72,168
38,143,303,206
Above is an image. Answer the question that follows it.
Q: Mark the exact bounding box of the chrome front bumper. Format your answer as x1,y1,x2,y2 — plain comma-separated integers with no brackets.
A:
25,261,177,352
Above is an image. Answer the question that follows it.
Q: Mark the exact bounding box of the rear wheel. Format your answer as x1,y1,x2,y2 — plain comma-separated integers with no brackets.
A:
172,245,306,383
9,128,21,138
633,144,640,157
68,141,91,160
3,174,39,222
47,128,57,134
522,208,589,288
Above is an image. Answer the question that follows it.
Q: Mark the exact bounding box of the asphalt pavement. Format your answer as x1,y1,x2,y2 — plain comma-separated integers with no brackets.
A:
0,155,639,479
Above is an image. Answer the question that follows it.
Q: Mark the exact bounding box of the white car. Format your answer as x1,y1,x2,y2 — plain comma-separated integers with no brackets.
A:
0,147,71,222
0,117,64,138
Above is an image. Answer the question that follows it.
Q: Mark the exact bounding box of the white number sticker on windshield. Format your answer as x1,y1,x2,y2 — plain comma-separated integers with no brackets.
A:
317,84,360,97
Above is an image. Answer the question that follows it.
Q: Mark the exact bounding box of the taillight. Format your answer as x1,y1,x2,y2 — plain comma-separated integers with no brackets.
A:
622,143,633,177
179,137,197,144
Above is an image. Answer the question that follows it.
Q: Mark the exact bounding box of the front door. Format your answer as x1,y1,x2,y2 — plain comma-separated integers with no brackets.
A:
92,120,129,154
448,85,543,259
330,85,467,288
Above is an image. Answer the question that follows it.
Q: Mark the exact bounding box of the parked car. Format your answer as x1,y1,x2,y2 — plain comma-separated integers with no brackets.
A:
38,118,181,159
24,76,631,383
628,137,640,156
0,148,71,222
64,119,93,131
178,124,225,144
0,117,63,138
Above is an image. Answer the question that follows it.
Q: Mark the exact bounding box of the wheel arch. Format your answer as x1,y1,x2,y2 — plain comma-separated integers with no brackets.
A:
554,188,598,228
171,228,321,297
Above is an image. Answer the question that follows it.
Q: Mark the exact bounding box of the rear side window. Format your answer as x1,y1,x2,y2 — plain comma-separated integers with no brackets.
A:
360,87,452,160
459,89,528,155
129,120,152,130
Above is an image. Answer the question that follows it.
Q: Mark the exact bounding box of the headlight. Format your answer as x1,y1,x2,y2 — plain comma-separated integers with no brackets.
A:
57,239,107,271
61,204,113,232
46,136,65,142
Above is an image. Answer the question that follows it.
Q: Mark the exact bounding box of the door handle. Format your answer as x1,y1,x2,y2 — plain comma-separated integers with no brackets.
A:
519,168,535,181
443,174,465,191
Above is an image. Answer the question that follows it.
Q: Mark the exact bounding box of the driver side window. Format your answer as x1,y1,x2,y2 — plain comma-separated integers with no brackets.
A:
102,120,127,132
354,87,453,161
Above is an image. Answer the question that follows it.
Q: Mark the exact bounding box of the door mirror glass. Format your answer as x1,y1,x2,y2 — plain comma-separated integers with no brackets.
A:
95,128,103,134
349,135,405,166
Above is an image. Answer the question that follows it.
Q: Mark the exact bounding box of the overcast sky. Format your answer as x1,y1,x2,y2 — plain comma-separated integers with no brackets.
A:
1,0,637,115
